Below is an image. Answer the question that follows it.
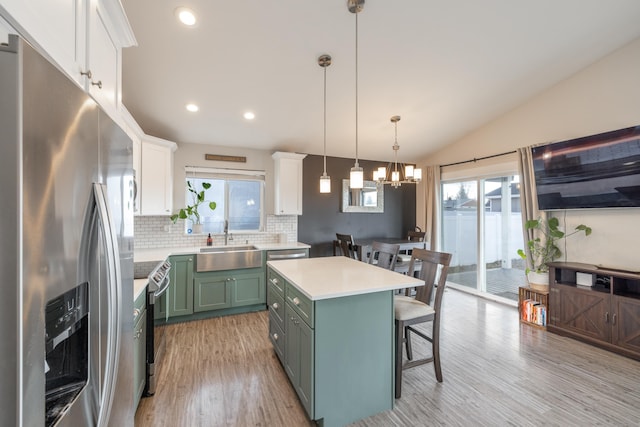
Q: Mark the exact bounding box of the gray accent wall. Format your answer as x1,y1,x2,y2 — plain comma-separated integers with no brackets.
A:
299,155,416,257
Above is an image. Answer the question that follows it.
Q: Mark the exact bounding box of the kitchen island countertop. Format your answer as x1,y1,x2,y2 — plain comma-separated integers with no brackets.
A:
267,256,422,300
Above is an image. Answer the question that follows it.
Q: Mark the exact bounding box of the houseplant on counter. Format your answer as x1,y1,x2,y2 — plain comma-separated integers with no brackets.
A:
517,216,592,290
170,180,217,234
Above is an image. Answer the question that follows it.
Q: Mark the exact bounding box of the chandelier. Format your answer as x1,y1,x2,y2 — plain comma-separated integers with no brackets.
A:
373,115,422,188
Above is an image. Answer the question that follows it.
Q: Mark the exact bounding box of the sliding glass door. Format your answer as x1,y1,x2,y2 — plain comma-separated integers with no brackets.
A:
442,175,524,302
442,180,478,290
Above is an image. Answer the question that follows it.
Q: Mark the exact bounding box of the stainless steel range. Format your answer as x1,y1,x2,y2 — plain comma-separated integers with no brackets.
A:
144,259,171,396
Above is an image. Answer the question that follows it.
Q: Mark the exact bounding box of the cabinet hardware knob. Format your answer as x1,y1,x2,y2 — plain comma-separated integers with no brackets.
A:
81,70,92,79
133,308,140,318
273,333,278,341
293,297,300,306
272,302,279,310
612,313,617,325
91,80,103,89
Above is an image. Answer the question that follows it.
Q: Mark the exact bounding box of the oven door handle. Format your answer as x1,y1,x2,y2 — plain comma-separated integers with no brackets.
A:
154,274,171,298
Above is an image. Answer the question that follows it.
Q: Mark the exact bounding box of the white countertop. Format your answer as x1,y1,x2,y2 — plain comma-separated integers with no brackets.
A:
267,257,422,300
134,242,310,263
134,278,148,301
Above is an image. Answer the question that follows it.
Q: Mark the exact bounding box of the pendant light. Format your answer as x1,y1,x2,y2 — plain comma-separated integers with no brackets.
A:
318,54,332,194
348,0,364,189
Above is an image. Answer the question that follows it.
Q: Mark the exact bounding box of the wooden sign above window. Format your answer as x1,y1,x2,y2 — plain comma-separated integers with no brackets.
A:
205,154,247,163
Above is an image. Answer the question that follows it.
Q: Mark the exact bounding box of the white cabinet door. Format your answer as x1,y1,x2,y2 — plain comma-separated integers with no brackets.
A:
140,140,174,216
0,0,85,85
273,152,306,215
86,0,118,113
0,0,134,114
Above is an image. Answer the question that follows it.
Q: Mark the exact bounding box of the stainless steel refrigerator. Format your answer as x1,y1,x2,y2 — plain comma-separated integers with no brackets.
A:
0,35,134,427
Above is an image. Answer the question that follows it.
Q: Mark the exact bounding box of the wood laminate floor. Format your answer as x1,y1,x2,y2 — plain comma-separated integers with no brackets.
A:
135,289,640,426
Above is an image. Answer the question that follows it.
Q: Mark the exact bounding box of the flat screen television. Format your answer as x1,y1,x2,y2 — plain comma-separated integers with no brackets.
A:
532,125,640,210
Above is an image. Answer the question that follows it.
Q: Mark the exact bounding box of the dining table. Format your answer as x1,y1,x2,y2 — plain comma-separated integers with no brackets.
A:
334,237,428,273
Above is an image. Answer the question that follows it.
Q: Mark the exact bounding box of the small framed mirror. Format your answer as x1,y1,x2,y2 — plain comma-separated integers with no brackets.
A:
341,179,384,213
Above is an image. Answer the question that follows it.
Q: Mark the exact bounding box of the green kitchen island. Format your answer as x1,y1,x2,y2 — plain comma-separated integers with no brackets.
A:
266,256,422,427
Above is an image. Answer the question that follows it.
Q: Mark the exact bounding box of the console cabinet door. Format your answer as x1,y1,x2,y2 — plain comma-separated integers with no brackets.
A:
612,295,640,354
551,285,610,342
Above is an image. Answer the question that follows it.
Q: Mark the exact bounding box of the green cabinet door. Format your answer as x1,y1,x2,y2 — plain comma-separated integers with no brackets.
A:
194,268,264,312
154,293,167,320
168,255,194,317
284,302,314,418
194,271,232,312
232,271,265,307
133,308,146,408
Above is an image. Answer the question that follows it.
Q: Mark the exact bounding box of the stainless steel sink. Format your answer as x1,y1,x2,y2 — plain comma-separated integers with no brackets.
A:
196,245,262,272
199,245,257,253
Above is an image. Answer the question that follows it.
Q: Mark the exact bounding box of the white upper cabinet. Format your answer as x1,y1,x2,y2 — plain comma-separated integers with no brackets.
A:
140,136,177,216
272,152,307,215
0,0,136,115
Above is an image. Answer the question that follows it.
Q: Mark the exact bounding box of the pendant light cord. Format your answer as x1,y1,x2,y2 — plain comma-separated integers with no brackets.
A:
323,63,327,174
394,121,399,173
354,10,359,166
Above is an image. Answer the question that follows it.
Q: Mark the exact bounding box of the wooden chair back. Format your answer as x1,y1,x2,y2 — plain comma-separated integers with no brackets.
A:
408,248,452,307
367,241,400,270
335,233,358,259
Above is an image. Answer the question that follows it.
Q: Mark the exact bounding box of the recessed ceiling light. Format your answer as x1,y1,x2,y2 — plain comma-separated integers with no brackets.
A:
175,7,197,26
244,111,255,120
186,103,199,112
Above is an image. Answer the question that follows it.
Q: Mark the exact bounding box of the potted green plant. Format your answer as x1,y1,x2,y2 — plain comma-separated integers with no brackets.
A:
517,216,592,290
170,180,217,234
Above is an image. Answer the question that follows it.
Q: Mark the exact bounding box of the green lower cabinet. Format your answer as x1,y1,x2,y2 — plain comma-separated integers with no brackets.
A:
154,255,193,320
232,272,265,306
194,268,265,312
154,293,166,320
268,266,395,427
168,255,194,317
194,274,232,312
284,302,314,418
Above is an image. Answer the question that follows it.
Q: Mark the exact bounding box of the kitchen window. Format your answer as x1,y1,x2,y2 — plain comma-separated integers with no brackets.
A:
183,167,265,234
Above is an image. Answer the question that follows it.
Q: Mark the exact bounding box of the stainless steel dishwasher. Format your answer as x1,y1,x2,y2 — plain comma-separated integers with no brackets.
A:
266,248,309,262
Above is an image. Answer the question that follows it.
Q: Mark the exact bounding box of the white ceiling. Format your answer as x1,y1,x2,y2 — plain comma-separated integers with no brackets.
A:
121,0,640,163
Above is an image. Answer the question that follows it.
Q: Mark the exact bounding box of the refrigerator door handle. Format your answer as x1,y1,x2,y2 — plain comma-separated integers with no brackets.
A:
93,183,123,427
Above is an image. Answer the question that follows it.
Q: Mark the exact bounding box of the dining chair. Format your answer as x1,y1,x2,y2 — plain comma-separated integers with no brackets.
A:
394,248,452,399
335,233,358,259
367,241,400,270
396,230,427,266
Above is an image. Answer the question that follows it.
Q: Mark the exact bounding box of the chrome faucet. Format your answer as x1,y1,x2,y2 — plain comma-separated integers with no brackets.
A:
224,220,229,245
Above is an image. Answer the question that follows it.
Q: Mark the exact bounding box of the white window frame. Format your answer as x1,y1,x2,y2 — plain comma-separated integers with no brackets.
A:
184,166,266,233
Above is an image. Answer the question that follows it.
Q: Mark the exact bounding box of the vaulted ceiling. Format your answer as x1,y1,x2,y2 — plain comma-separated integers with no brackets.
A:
121,0,640,163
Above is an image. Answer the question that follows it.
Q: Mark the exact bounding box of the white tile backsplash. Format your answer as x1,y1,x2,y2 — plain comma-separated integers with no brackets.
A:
134,215,298,249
